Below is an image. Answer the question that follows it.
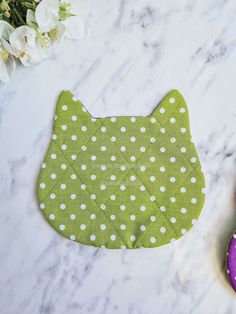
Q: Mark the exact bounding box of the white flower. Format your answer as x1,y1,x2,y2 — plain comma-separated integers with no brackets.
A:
0,21,15,83
35,0,60,33
9,26,51,66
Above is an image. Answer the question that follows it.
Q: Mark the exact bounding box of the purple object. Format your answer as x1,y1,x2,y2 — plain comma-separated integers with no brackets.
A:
226,233,236,292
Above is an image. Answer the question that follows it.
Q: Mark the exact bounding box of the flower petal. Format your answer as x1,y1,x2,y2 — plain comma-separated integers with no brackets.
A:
35,0,59,33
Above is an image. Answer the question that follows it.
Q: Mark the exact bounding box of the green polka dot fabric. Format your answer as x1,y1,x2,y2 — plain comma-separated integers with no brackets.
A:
37,89,205,249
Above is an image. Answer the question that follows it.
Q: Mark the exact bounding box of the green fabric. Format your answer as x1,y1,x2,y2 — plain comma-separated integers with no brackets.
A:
37,89,205,249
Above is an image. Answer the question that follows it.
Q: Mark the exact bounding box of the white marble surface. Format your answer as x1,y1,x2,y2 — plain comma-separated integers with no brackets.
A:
1,0,236,313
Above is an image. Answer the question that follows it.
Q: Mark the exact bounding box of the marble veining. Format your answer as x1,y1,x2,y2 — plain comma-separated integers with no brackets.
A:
1,0,236,313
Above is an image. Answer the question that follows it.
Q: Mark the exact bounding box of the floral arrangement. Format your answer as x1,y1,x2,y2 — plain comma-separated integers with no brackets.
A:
0,0,84,83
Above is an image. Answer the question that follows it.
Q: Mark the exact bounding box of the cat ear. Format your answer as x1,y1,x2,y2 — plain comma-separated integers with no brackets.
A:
55,90,92,119
149,89,189,130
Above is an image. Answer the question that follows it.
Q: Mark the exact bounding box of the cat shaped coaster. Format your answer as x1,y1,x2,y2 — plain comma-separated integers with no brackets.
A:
37,89,205,249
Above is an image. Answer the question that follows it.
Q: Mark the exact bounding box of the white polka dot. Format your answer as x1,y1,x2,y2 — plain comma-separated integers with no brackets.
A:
181,208,187,214
170,217,176,223
140,225,146,232
100,204,106,210
50,193,56,199
140,165,146,171
191,177,197,183
150,117,156,123
181,229,187,234
50,173,57,179
110,234,116,241
81,184,86,190
80,224,86,230
160,186,166,192
180,107,185,113
150,216,156,222
51,153,57,159
91,118,97,122
170,177,176,183
120,165,126,171
40,203,45,209
52,134,57,140
160,147,166,153
130,235,136,242
120,127,126,133
61,163,67,170
59,225,65,231
160,166,166,172
170,197,176,203
120,224,126,230
111,136,116,142
150,156,156,162
70,194,76,200
81,126,87,132
160,227,166,233
150,137,156,143
130,136,136,142
130,117,136,123
81,164,87,170
80,204,86,209
110,214,116,220
60,203,66,210
71,115,77,121
181,127,187,133
169,97,175,104
130,195,136,201
170,137,176,143
60,183,66,190
81,145,87,151
120,205,126,211
150,237,156,243
49,213,55,220
101,145,107,151
150,176,156,182
180,187,186,193
70,235,76,241
192,219,197,225
70,173,76,180
101,126,106,132
62,104,68,111
140,205,146,211
120,185,126,190
160,206,166,212
130,175,136,181
61,144,67,150
130,156,136,162
70,214,76,220
100,184,106,190
191,198,197,204
150,195,155,201
71,154,77,160
170,117,176,123
180,167,186,173
90,174,96,180
111,155,116,161
120,146,126,152
181,147,186,153
91,136,97,142
91,155,96,161
140,146,146,153
160,107,165,113
110,175,116,181
160,127,166,133
110,195,116,200
170,157,176,163
90,213,96,220
61,124,67,131
140,185,145,191
111,117,116,122
100,224,106,230
40,183,46,189
191,157,197,163
90,234,96,241
140,127,146,133
130,215,136,221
